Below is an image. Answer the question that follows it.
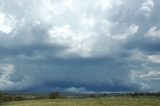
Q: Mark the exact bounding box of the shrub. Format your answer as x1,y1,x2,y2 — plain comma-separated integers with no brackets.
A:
13,96,24,101
49,92,60,99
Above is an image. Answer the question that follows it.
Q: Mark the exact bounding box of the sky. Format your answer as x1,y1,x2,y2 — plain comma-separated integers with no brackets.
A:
0,0,160,93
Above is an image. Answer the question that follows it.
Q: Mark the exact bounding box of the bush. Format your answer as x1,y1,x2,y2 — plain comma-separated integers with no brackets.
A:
13,96,24,101
0,92,24,102
2,96,13,102
49,92,60,99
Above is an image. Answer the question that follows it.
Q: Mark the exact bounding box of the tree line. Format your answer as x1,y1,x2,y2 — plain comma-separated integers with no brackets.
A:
0,91,160,102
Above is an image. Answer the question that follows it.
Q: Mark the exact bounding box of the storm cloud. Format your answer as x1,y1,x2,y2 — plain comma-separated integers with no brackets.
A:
0,0,160,92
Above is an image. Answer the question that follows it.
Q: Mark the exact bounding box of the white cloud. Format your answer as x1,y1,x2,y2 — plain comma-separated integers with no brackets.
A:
140,71,160,80
0,0,139,58
48,25,96,57
130,66,160,91
0,12,16,34
112,24,139,40
65,87,94,93
129,49,147,61
81,17,95,29
136,0,154,17
98,0,113,11
48,25,73,45
0,64,27,91
0,64,15,90
65,87,85,92
148,55,160,63
145,26,160,39
63,0,74,9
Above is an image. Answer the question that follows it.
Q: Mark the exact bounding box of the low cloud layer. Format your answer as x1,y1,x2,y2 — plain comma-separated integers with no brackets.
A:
0,0,160,92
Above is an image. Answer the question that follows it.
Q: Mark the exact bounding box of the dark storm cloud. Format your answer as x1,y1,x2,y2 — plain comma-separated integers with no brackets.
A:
0,0,160,92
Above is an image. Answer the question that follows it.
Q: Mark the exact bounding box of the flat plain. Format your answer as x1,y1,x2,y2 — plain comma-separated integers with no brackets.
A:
1,97,160,106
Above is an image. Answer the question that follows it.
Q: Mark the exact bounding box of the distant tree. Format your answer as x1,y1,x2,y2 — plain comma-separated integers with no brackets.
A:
49,92,60,99
13,96,24,101
0,92,13,102
0,92,3,98
156,93,160,97
88,94,99,98
3,96,13,102
130,92,139,97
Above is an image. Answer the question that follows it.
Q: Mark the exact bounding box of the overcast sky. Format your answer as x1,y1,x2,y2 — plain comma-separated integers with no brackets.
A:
0,0,160,93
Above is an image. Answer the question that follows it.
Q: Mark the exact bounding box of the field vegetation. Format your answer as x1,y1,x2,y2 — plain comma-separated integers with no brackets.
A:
1,97,160,106
0,92,160,106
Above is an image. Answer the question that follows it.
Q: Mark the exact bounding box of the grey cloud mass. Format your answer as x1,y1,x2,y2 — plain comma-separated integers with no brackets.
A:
0,0,160,92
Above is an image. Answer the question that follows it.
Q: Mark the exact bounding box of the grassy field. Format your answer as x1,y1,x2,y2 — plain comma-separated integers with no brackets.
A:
1,97,160,106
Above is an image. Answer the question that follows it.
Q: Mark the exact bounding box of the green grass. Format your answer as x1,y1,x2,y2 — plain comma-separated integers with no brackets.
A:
1,97,160,106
